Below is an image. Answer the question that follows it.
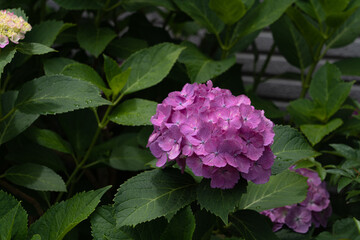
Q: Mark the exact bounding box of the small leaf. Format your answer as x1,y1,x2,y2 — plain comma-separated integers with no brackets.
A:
16,42,56,55
7,8,28,21
271,125,319,174
300,118,343,146
315,218,360,240
173,0,224,34
120,43,184,95
238,170,308,212
228,210,280,240
109,68,131,97
0,45,16,76
109,98,157,126
77,24,116,58
30,234,42,240
109,145,153,171
103,55,122,84
196,179,245,224
0,190,28,240
15,75,110,115
160,207,195,240
209,0,246,25
178,42,236,83
52,0,103,9
43,57,76,75
24,127,73,154
29,186,111,240
114,168,196,227
5,163,66,192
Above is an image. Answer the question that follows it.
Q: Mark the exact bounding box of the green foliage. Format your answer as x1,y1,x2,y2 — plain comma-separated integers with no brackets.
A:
0,46,16,76
4,163,66,192
109,98,158,126
0,191,27,240
271,125,318,174
196,179,244,224
29,186,111,240
114,169,196,227
209,0,246,25
334,58,360,76
43,58,76,76
109,145,154,171
238,170,308,212
315,218,360,240
52,0,103,10
16,43,56,55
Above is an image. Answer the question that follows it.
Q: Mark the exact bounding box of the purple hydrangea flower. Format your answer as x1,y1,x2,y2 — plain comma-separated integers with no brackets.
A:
147,81,275,189
260,167,332,233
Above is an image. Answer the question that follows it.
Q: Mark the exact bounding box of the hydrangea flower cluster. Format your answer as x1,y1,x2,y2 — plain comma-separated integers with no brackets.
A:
0,10,31,48
147,80,275,189
261,167,332,233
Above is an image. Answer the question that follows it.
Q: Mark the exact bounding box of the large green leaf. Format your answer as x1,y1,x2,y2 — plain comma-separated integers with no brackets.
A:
231,0,296,41
5,163,66,192
315,218,360,240
271,125,318,174
0,46,16,76
271,15,312,69
43,57,76,75
91,205,133,240
209,0,246,25
228,210,280,240
120,43,184,95
172,0,224,34
0,191,27,240
77,24,116,58
24,127,73,154
109,145,153,171
309,63,353,121
25,20,74,47
109,98,157,126
114,168,197,227
237,170,308,211
52,0,103,9
196,179,244,224
16,42,56,55
15,75,110,115
300,118,343,146
29,186,111,240
0,91,39,145
160,206,195,240
334,58,360,76
178,42,236,83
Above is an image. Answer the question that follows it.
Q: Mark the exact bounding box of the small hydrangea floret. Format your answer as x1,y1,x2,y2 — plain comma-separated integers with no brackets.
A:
147,81,275,189
261,167,332,233
0,10,31,48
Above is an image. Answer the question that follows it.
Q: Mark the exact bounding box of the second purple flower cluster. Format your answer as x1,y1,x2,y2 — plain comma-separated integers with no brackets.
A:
261,167,332,233
147,81,275,189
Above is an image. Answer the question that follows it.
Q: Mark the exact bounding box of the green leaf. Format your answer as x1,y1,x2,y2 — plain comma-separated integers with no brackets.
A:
52,0,103,9
114,168,197,227
25,20,74,47
296,0,326,22
330,143,360,168
325,8,356,28
122,0,176,11
60,63,111,95
309,63,353,121
173,0,224,34
16,42,56,55
300,118,343,146
238,170,308,212
122,218,168,240
24,127,73,154
354,217,360,234
228,210,280,240
106,37,148,59
160,207,195,240
209,0,246,25
0,190,27,240
109,145,153,171
30,234,42,240
287,98,318,125
109,68,131,97
315,218,360,240
178,42,236,83
43,57,76,75
196,179,245,224
91,205,133,240
7,8,28,21
5,163,66,192
109,98,157,126
326,7,360,48
231,0,296,41
334,58,360,76
271,15,312,69
77,24,116,58
271,125,319,174
103,55,122,84
0,45,16,76
120,43,184,95
0,91,39,145
319,0,350,14
29,186,111,240
15,75,110,115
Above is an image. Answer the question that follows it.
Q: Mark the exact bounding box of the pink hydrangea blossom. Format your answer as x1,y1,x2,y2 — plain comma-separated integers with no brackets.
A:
147,81,275,189
261,167,332,233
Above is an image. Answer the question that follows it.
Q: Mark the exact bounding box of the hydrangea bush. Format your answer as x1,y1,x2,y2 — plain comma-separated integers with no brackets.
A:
0,0,360,239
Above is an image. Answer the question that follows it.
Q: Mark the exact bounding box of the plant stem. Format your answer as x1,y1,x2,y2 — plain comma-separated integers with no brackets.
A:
252,43,276,92
0,108,15,122
220,25,233,59
0,179,44,216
